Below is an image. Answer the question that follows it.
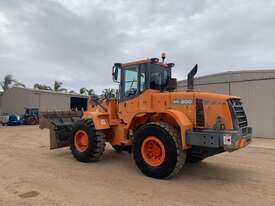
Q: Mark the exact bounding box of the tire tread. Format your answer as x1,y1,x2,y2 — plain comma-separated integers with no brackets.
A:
134,121,186,178
70,119,106,162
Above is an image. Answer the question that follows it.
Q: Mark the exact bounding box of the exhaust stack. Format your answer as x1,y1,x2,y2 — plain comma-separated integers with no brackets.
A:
187,64,198,90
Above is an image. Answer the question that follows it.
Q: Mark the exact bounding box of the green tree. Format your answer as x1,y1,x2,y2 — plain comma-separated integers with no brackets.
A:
101,88,115,99
33,83,52,90
69,90,76,94
53,81,67,92
80,88,95,95
88,89,95,95
0,74,25,91
33,81,67,92
80,87,88,95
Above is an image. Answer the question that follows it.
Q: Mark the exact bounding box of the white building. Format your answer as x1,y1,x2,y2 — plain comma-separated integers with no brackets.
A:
0,87,88,116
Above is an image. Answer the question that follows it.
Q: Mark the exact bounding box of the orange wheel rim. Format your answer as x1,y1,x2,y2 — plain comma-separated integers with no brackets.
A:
74,130,89,152
141,136,166,167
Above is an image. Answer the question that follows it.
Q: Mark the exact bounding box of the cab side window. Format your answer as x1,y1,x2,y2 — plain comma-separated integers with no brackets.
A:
150,64,170,90
124,66,138,98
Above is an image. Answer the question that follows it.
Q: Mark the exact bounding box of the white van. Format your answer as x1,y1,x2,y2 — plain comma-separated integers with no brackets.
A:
0,115,9,125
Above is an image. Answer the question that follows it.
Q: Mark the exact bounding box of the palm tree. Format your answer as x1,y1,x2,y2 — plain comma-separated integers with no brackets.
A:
69,90,76,94
80,88,95,95
33,83,52,90
88,89,95,95
101,88,116,99
33,81,67,92
0,74,25,91
80,87,88,95
53,81,67,92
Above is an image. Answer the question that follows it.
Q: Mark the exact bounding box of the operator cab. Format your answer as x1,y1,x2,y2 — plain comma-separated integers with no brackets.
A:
112,57,176,101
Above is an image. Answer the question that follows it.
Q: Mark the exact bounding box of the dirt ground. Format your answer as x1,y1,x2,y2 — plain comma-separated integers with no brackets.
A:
0,126,275,206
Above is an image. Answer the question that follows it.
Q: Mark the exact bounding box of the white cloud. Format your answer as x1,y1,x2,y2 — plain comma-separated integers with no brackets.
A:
0,0,275,94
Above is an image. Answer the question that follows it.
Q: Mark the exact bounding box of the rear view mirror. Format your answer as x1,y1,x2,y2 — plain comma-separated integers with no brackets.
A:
112,64,121,82
166,78,177,91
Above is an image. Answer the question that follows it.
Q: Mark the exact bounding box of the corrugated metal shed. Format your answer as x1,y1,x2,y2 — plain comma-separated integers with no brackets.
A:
0,91,3,115
0,87,88,116
178,69,275,138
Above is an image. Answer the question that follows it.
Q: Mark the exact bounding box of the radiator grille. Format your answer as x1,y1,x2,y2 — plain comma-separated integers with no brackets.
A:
228,99,248,135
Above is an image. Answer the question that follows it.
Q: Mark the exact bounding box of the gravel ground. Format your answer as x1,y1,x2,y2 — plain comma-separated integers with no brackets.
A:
0,126,275,206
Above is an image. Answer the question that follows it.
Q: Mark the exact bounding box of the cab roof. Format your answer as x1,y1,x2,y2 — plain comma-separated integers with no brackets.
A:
116,58,175,68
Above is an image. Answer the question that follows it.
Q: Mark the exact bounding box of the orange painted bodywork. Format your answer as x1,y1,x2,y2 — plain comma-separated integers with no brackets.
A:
83,89,237,150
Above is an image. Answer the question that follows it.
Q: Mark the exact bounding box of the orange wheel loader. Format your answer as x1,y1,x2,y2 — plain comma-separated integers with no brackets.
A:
40,54,252,179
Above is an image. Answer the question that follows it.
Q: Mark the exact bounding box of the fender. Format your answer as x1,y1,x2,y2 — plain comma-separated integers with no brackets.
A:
162,109,193,149
83,111,110,130
127,109,193,149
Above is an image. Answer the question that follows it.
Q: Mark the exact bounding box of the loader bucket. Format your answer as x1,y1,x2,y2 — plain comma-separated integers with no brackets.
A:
39,111,83,149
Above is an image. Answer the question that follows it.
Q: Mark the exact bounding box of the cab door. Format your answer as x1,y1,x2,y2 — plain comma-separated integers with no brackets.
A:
124,65,139,112
118,64,147,122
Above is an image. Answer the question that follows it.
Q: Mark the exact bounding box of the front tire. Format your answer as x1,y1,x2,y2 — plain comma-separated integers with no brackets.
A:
133,122,186,179
70,119,105,162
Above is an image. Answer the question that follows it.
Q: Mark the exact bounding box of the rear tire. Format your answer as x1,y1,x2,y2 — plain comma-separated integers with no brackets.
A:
133,122,186,179
30,117,37,125
70,119,105,162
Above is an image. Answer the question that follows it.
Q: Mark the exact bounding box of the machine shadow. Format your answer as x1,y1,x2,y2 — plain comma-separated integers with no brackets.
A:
174,161,252,183
99,147,253,183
